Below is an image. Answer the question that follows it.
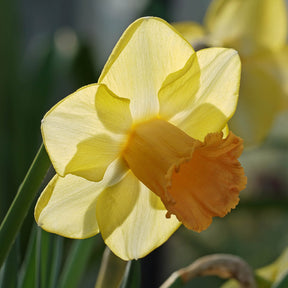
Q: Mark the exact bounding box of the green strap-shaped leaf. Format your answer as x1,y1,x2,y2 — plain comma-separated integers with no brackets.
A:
57,237,97,288
18,226,37,288
0,144,51,268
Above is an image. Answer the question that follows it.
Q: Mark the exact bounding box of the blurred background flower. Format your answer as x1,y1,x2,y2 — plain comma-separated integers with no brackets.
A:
1,0,288,287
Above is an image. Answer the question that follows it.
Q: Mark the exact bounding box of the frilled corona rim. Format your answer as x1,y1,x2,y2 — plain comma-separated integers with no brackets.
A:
123,118,247,232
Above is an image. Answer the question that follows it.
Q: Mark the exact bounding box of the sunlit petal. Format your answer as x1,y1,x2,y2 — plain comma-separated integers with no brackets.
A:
95,84,132,134
99,17,195,121
96,171,180,260
158,54,200,120
35,174,101,239
35,158,128,238
170,48,240,140
42,84,125,181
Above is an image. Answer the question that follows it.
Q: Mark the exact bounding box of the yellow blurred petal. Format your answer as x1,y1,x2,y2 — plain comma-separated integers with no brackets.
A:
273,46,288,107
99,17,195,121
230,54,284,145
42,84,125,181
35,174,101,239
205,0,287,54
171,48,241,140
158,54,200,120
35,158,128,239
96,171,180,260
172,21,207,49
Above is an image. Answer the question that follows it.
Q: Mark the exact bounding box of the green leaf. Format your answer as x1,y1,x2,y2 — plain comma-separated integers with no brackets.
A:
0,144,51,268
18,226,37,288
38,229,50,288
58,237,96,288
48,235,63,288
0,241,19,288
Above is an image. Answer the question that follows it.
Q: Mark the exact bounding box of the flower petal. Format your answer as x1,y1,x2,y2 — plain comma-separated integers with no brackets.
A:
95,84,132,134
64,134,122,182
96,171,180,260
171,48,241,140
35,158,128,239
99,17,195,121
174,103,228,141
42,84,125,181
269,46,288,108
230,53,284,145
158,53,200,120
35,174,101,239
205,0,287,54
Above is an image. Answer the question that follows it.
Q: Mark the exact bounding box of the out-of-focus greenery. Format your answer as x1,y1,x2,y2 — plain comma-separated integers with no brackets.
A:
1,0,288,287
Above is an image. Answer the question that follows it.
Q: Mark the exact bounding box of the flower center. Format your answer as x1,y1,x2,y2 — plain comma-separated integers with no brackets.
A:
122,118,246,232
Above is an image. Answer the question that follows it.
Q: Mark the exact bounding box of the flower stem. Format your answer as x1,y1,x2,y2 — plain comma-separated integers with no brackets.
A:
95,247,128,288
0,144,51,268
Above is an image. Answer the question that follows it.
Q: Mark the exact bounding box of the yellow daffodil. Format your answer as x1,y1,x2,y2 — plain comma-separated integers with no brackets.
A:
35,17,246,260
174,0,288,146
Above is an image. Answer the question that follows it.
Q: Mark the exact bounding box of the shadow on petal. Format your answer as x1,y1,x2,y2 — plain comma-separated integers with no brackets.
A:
175,102,228,141
65,134,122,182
35,174,102,239
96,171,140,240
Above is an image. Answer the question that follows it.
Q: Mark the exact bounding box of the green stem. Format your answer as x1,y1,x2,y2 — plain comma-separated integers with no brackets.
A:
95,247,129,288
0,144,50,268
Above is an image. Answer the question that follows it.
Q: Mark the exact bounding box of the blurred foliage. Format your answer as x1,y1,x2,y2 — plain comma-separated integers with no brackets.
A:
1,0,288,287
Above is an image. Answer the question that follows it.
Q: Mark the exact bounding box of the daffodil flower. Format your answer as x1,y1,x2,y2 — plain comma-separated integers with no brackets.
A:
174,0,288,146
35,17,246,260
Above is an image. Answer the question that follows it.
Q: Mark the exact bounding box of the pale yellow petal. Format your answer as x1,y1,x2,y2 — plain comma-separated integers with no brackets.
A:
99,17,195,121
230,54,284,145
35,158,128,239
171,48,241,141
174,103,228,141
35,174,101,239
205,0,287,54
42,84,125,181
95,84,132,134
158,54,200,120
96,172,180,260
271,46,288,108
64,134,122,182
